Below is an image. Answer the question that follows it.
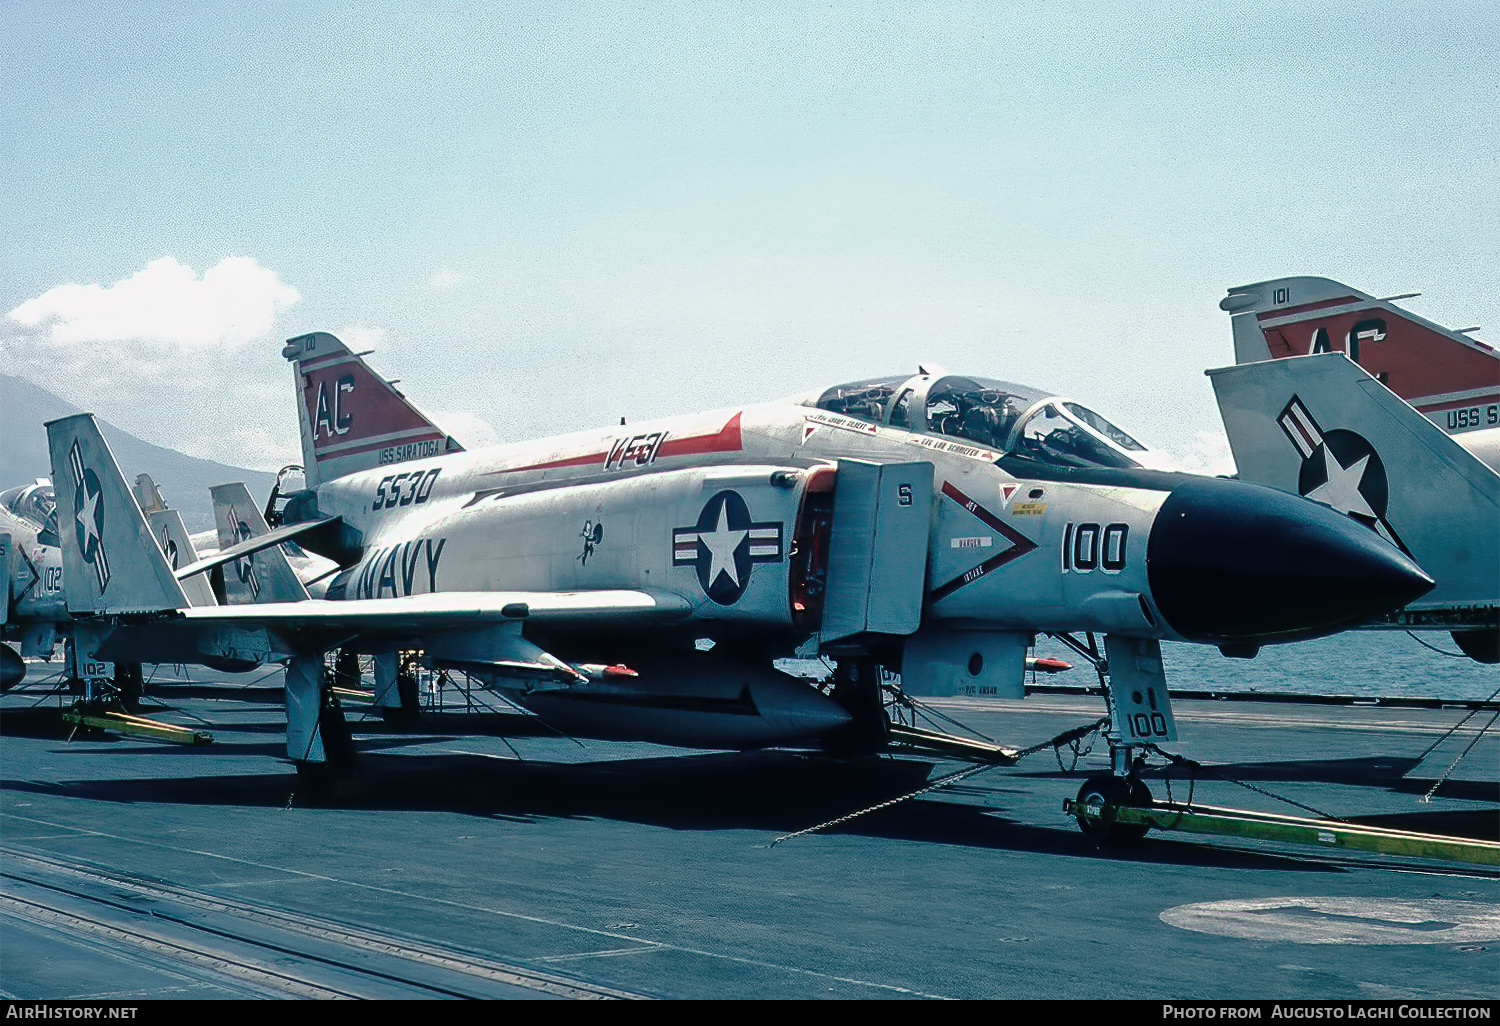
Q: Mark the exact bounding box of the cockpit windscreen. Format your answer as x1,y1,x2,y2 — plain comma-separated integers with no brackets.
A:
813,376,906,424
1061,402,1146,452
1012,402,1143,469
808,371,1150,472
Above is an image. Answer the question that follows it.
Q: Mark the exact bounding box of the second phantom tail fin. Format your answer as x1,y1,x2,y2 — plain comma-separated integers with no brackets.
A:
46,415,189,615
1221,276,1499,436
210,483,311,604
144,507,218,608
1209,353,1499,615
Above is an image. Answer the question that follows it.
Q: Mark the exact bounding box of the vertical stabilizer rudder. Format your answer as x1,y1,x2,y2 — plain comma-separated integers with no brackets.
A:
1221,276,1499,437
144,507,218,607
1208,353,1498,660
210,483,311,603
283,332,464,487
45,414,190,615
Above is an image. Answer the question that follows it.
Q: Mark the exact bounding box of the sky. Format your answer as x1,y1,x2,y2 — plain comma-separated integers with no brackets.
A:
3,1,1496,473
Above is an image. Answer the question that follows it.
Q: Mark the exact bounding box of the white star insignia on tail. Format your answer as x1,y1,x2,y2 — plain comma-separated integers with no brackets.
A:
1306,451,1377,521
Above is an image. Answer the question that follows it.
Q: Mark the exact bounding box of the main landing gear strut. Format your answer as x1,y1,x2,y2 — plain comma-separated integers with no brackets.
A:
824,657,891,757
286,650,356,792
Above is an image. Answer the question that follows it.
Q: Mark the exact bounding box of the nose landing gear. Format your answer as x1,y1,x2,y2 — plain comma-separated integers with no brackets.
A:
1074,774,1153,846
1049,631,1176,847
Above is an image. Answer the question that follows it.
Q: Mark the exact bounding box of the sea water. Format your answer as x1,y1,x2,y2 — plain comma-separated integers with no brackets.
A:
783,630,1497,702
1042,630,1498,702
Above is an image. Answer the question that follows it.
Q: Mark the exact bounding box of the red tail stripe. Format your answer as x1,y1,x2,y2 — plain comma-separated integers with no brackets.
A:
656,412,743,459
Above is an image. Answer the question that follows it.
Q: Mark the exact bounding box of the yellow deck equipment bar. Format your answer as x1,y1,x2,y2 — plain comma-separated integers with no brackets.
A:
62,707,214,746
1065,797,1500,867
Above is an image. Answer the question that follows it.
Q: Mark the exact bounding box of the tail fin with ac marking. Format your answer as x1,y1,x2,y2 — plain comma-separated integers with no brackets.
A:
1221,276,1499,437
282,332,463,487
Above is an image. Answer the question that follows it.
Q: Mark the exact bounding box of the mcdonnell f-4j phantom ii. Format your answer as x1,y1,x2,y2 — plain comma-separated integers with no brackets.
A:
47,332,1434,820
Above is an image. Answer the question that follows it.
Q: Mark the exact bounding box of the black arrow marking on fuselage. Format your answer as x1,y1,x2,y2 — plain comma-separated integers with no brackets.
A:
16,544,40,603
929,481,1039,602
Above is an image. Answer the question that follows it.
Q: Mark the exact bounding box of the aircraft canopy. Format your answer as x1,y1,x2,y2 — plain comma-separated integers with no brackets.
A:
809,373,1147,470
0,482,58,540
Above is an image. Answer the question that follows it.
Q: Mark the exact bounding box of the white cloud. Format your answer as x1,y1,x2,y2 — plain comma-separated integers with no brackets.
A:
2,256,304,470
9,256,299,349
2,256,301,397
1163,429,1239,477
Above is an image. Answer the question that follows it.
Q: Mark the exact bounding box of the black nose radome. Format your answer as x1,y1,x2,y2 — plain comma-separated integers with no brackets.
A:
1146,477,1434,645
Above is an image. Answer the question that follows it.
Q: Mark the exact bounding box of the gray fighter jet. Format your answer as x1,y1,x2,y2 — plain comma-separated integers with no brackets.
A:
0,480,65,689
1,474,220,695
46,333,1433,812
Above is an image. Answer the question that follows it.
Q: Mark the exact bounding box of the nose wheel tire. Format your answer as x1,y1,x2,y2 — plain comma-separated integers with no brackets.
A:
1075,774,1152,846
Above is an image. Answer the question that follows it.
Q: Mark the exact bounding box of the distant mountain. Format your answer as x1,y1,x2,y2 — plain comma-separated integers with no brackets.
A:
2,373,277,531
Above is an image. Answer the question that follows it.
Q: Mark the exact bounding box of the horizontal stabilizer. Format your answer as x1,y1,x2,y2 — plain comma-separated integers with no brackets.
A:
176,517,339,583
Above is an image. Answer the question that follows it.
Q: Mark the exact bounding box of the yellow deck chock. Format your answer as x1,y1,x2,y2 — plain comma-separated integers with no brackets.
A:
62,708,214,746
331,687,375,704
1064,797,1500,867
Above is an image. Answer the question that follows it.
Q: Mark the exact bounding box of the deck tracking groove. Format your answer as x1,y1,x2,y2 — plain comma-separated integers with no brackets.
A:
0,845,637,999
0,821,949,998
